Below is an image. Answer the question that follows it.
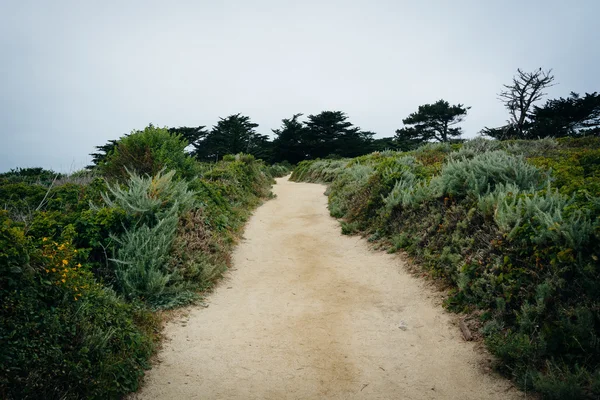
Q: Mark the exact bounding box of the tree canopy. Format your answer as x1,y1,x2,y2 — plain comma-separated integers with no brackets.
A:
192,114,270,161
271,114,309,164
168,126,209,154
271,111,374,162
394,100,469,148
88,70,600,168
528,92,600,138
304,111,371,158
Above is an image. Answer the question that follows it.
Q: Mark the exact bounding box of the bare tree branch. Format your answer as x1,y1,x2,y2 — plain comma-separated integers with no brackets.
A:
498,68,556,137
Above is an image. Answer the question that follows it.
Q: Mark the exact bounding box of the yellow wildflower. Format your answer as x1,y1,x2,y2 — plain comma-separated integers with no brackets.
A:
42,237,48,242
51,268,56,272
62,259,69,266
61,279,66,283
77,263,82,268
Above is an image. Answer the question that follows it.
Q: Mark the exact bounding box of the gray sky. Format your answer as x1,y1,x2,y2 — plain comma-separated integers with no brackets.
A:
1,0,598,172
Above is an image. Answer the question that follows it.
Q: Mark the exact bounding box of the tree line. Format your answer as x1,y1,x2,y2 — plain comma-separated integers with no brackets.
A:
90,68,600,167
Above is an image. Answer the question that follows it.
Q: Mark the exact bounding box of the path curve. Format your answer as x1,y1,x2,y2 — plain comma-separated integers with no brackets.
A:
135,177,521,400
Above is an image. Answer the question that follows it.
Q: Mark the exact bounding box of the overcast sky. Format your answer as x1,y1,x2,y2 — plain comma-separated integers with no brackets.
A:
1,0,598,172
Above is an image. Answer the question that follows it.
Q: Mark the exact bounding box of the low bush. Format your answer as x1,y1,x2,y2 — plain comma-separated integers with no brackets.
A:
0,215,157,400
267,162,293,178
100,169,198,308
290,159,348,182
436,151,546,199
0,139,277,397
99,125,197,181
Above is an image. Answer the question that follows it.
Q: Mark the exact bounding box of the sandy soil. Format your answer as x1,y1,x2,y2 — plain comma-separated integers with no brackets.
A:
134,177,522,400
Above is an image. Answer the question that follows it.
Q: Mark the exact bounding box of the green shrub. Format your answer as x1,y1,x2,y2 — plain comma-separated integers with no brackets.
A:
438,150,545,199
101,156,274,308
168,208,228,283
267,162,292,178
0,148,275,398
0,182,47,220
0,216,157,399
328,164,374,218
101,170,198,308
447,137,502,162
494,185,594,250
0,167,63,186
100,125,196,181
384,177,433,212
503,137,559,157
528,139,600,197
100,169,196,223
343,156,420,224
0,176,128,285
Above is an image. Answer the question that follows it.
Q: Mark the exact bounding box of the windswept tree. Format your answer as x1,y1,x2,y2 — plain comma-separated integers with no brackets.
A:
87,139,119,169
168,126,209,154
304,111,374,158
271,111,376,162
394,100,470,148
246,133,272,161
271,113,309,164
485,68,555,139
193,114,269,161
529,92,600,138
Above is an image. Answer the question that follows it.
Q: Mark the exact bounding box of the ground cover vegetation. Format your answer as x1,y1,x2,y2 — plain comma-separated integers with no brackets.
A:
0,125,287,399
290,136,600,399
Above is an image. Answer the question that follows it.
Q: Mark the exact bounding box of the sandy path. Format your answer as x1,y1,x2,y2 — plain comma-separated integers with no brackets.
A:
135,177,521,400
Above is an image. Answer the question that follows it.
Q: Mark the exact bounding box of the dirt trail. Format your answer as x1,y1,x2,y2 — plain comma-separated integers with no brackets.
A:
135,177,521,400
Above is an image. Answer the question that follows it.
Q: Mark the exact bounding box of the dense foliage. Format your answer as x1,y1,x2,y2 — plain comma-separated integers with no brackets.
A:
190,114,271,162
291,137,600,399
394,99,470,148
529,92,600,139
0,127,285,399
90,111,380,167
98,125,197,181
